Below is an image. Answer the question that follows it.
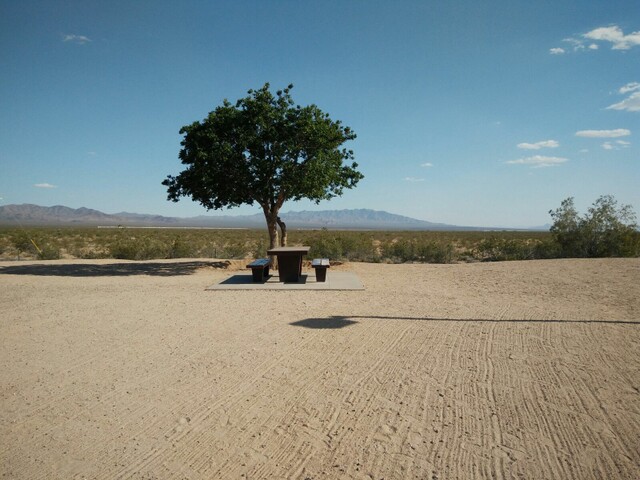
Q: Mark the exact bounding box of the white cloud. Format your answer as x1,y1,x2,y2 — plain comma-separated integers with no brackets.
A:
517,140,559,150
607,91,640,112
559,26,640,53
619,82,640,94
575,129,631,138
420,162,433,167
605,83,640,112
602,140,632,150
562,37,585,51
583,25,640,50
506,155,569,168
579,149,589,153
34,183,57,188
404,177,425,182
63,34,91,44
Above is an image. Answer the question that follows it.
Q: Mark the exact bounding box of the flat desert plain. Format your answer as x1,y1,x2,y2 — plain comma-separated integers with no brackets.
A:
1,258,639,480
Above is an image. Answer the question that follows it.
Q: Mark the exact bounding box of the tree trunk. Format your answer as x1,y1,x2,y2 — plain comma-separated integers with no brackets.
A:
260,203,280,250
266,217,279,250
277,216,287,247
262,206,280,269
261,201,284,267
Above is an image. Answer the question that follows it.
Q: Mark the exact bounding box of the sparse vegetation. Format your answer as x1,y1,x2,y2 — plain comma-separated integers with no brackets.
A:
0,226,555,263
2,196,637,264
382,238,454,263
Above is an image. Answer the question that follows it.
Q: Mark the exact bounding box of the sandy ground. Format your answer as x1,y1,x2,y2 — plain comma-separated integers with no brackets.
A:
1,258,639,480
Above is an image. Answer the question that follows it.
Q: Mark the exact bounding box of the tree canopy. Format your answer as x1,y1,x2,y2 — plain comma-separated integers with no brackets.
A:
549,195,639,257
163,83,363,248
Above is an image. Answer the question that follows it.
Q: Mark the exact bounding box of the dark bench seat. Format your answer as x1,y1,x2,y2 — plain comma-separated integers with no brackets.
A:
246,258,271,282
311,258,330,282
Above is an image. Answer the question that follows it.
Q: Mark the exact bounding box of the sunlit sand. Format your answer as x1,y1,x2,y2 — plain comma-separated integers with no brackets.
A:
1,258,639,479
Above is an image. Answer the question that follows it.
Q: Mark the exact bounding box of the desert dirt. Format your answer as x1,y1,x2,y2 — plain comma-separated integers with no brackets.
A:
1,258,639,479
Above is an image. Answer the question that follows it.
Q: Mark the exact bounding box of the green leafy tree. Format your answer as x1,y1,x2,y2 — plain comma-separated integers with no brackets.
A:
549,195,639,257
548,197,582,257
163,83,363,250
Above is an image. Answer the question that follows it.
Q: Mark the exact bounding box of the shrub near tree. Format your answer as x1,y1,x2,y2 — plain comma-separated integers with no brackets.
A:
163,83,363,251
549,195,639,258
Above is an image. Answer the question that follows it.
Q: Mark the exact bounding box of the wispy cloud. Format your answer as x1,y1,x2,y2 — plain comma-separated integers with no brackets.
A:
583,25,640,50
561,37,586,52
602,140,631,150
575,129,631,138
420,162,433,167
607,92,640,112
555,25,640,54
506,155,569,168
34,183,57,189
62,34,91,45
517,140,559,150
619,82,640,94
404,177,425,182
607,84,640,112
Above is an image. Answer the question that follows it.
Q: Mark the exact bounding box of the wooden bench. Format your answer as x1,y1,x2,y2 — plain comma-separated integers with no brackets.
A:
311,258,330,282
246,258,271,282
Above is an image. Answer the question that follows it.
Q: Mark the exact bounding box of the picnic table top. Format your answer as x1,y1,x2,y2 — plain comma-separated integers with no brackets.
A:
267,246,311,254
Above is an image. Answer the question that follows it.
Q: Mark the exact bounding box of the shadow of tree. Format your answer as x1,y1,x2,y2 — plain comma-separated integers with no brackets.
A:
0,261,231,277
290,315,638,329
290,317,358,329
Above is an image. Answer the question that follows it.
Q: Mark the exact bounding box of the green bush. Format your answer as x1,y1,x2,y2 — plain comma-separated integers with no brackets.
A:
532,239,562,259
219,241,250,259
309,235,344,260
382,238,454,263
167,236,194,258
416,241,454,263
550,196,639,258
37,244,61,260
252,237,268,258
10,231,35,258
339,233,381,262
474,237,537,262
109,234,171,260
302,230,379,262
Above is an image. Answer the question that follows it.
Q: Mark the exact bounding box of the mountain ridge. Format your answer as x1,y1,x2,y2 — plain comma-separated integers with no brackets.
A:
0,204,544,231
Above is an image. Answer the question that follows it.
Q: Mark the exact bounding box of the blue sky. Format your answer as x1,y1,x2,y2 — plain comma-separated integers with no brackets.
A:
1,1,638,228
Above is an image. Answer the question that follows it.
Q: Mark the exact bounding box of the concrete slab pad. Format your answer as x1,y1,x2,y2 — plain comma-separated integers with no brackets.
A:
206,271,364,291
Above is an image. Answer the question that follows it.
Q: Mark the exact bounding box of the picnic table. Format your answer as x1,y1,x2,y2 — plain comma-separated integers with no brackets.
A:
267,246,311,282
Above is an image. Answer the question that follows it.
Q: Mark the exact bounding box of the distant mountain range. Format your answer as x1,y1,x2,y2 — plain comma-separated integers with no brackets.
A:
0,204,547,231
